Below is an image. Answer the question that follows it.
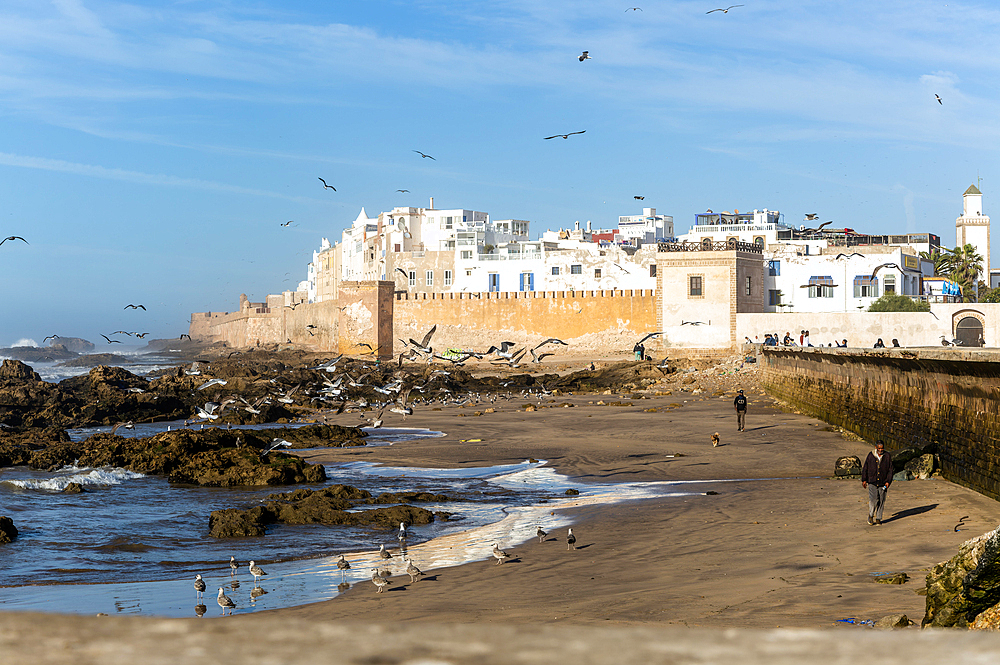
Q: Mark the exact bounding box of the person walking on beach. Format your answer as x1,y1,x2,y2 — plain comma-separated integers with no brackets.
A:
734,389,748,432
862,441,893,525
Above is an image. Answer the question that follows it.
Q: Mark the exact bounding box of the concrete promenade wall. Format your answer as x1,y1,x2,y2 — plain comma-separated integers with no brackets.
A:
738,304,1000,348
761,347,1000,501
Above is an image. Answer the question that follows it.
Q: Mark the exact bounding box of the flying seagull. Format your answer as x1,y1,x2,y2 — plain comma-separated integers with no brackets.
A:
634,196,644,200
100,334,122,344
870,262,901,279
625,7,642,11
395,268,409,280
413,150,436,160
544,130,586,140
636,332,663,346
0,236,27,246
396,189,410,193
935,94,942,105
124,304,146,310
707,5,743,13
578,51,591,61
318,177,336,191
804,213,819,221
42,335,59,343
281,220,294,227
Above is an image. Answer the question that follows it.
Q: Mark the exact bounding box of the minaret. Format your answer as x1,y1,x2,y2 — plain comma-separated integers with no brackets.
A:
956,184,990,279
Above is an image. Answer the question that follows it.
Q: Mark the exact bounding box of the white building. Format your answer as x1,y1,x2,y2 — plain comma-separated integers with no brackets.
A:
617,208,674,243
680,209,785,247
763,247,932,313
956,184,990,279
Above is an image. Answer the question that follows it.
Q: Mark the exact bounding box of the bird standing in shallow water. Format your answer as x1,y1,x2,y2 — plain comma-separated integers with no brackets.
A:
567,528,577,550
230,556,238,576
337,554,351,581
249,560,267,584
379,544,393,560
194,574,206,598
398,522,407,542
217,587,236,615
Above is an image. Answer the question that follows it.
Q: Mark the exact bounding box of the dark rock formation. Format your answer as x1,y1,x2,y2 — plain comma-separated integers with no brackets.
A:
904,454,935,479
63,482,85,493
208,484,452,538
47,338,95,353
923,525,1000,627
835,455,861,477
0,516,18,544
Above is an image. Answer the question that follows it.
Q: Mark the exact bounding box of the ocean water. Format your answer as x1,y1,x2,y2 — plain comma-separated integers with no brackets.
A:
1,345,180,382
0,425,724,618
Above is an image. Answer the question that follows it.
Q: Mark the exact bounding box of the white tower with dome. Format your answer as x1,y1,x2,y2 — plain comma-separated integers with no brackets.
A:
956,183,990,280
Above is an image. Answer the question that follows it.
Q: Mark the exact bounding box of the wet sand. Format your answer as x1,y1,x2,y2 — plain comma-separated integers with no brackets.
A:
269,384,1000,628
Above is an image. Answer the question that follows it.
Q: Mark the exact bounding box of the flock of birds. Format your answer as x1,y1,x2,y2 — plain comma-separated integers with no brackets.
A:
196,522,581,614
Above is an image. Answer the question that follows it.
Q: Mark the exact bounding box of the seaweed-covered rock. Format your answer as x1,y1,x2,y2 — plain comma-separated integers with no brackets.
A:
0,515,18,544
835,455,861,477
905,454,935,479
209,507,269,538
923,524,1000,627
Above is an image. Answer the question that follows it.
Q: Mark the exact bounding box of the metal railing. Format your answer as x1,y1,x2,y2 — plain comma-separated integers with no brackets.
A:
658,239,764,254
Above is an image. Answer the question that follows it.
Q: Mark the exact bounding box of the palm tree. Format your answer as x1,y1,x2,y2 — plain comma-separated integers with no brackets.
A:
919,249,951,277
945,244,984,302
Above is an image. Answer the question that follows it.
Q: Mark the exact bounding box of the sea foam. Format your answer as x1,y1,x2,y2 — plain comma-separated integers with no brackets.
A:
5,466,146,491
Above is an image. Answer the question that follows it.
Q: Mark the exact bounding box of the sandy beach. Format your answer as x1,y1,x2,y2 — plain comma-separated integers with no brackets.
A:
257,365,1000,629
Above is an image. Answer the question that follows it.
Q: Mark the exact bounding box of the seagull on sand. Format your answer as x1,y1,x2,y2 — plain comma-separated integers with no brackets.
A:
492,543,512,564
318,177,336,191
405,558,425,583
544,130,586,140
567,528,577,550
578,51,591,62
372,568,390,593
249,560,267,584
337,554,351,580
0,236,27,246
230,556,238,576
217,587,236,615
537,526,548,543
194,574,206,598
379,544,393,560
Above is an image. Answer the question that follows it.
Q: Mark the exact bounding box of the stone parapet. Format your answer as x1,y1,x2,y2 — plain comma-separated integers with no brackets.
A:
761,347,1000,500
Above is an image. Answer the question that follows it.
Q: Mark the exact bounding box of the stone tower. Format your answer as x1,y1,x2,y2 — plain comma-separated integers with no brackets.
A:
956,184,990,280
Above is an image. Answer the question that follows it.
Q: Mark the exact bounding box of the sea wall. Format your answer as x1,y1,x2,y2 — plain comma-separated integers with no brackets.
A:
393,289,657,353
189,300,340,349
761,347,1000,501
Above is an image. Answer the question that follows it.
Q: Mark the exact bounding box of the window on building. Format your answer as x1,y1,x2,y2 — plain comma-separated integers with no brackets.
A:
649,264,657,277
445,216,453,229
853,275,878,298
768,290,782,306
466,270,472,277
552,266,560,276
461,250,473,260
754,237,765,246
768,260,780,276
408,271,416,287
571,264,582,275
745,276,752,296
394,244,401,252
444,270,452,286
884,275,896,294
595,268,602,278
806,275,835,298
689,275,703,298
425,270,433,286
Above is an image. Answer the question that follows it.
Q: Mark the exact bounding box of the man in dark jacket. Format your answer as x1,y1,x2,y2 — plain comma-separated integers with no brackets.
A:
734,389,748,432
862,441,893,525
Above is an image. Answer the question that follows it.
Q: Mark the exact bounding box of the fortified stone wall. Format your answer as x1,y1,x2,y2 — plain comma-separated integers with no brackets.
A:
761,347,1000,501
393,289,657,354
189,301,340,349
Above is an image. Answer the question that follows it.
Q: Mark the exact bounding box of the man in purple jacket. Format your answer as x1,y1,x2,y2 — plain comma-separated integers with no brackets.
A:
862,441,893,525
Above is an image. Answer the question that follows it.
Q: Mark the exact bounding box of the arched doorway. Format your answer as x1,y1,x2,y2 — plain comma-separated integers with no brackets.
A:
956,316,984,347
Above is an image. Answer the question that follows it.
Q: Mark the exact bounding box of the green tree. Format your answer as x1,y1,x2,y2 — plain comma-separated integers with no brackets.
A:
945,244,984,302
868,293,931,312
981,288,1000,304
919,249,951,277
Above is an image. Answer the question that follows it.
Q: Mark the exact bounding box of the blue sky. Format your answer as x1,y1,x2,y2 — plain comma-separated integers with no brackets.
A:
0,0,997,346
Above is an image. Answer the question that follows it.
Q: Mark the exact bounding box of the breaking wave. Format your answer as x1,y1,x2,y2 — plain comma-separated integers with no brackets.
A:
4,466,146,491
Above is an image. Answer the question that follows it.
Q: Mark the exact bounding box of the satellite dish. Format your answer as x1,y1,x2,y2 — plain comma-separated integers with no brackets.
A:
403,232,412,239
396,218,405,232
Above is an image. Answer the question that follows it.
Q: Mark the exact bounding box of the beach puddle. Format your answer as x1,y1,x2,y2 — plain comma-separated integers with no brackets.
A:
0,458,725,618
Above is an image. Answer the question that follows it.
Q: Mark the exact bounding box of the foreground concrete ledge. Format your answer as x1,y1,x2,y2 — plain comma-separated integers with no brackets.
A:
3,614,1000,665
760,345,1000,362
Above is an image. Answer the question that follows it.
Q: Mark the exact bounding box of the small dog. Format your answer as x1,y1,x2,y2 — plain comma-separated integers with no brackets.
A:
711,432,720,447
